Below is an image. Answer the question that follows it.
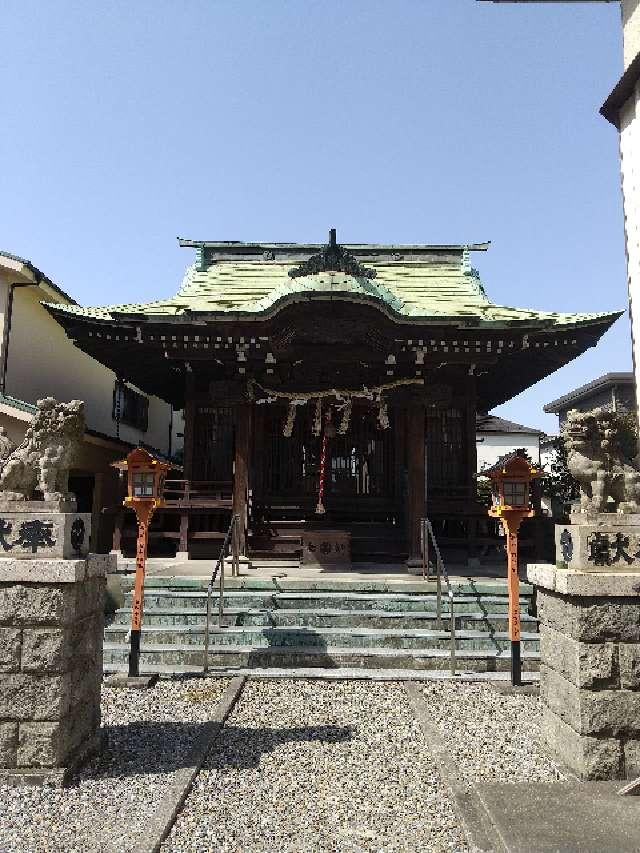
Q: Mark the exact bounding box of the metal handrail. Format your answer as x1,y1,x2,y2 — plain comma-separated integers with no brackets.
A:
203,513,240,674
421,518,456,677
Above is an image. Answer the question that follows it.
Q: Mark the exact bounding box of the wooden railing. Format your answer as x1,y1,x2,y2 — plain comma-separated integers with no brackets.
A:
162,479,233,507
111,479,234,555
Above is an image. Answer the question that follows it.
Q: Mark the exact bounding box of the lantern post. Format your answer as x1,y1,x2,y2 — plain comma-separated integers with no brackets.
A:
114,448,169,678
486,452,541,686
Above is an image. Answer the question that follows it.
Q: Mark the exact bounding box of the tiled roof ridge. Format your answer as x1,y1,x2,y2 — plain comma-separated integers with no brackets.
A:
476,413,546,436
42,258,623,332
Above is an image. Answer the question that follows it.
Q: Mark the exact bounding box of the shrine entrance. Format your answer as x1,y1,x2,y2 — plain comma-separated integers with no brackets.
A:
258,403,397,523
250,397,404,561
262,404,395,501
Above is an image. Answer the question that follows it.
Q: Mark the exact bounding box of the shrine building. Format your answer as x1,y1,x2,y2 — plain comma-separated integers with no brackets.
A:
46,231,620,569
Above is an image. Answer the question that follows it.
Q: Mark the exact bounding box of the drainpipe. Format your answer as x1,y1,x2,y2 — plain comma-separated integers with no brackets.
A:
0,283,36,396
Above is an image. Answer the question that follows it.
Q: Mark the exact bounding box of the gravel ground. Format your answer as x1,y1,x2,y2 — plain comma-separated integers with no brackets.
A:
163,679,471,853
0,677,229,853
421,681,566,784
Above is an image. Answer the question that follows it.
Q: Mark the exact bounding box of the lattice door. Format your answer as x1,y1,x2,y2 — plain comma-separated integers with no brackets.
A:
263,404,393,499
193,405,235,482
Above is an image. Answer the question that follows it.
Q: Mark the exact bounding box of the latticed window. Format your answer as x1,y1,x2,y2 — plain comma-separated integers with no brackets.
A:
503,481,527,506
131,472,154,497
426,407,467,494
113,382,149,432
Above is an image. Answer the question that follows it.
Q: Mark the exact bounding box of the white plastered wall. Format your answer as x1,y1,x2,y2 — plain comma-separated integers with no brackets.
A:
0,269,172,455
476,432,541,473
623,0,640,70
619,87,640,428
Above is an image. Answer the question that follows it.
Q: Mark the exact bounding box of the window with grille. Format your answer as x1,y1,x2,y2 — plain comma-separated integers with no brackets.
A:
113,382,149,432
503,481,527,506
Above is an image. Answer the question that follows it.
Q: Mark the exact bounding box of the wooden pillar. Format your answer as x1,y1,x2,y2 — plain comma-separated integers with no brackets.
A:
183,373,196,482
253,405,265,501
406,399,426,572
393,406,407,529
178,510,189,555
466,375,479,566
233,403,252,555
466,375,478,494
90,473,104,552
177,373,196,559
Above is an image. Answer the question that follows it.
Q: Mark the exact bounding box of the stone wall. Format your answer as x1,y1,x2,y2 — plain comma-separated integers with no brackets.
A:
529,563,640,781
0,554,113,785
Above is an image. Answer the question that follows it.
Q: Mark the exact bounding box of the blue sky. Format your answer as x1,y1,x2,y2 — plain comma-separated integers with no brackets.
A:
0,0,628,431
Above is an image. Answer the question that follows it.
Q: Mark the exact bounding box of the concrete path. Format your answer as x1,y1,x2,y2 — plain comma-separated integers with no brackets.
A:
476,781,640,853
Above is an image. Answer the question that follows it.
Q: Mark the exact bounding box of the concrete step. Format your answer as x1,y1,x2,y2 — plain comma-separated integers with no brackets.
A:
112,606,536,633
123,589,532,615
104,624,540,653
128,591,276,610
119,576,532,596
103,643,540,673
108,575,537,676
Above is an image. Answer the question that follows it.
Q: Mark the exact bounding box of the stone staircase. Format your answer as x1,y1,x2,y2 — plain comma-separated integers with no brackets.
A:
103,575,540,677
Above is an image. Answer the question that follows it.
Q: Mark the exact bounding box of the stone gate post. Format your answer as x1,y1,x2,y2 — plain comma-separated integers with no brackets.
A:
0,551,113,785
529,559,640,781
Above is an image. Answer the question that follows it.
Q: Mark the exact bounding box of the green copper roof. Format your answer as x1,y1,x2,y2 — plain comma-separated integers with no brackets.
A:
45,243,620,330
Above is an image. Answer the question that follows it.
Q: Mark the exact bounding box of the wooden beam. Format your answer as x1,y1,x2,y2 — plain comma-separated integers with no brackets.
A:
466,375,479,565
406,399,426,571
233,403,252,555
183,372,196,481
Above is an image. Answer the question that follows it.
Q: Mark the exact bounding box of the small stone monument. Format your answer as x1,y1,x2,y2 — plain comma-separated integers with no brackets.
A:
0,398,112,785
529,408,640,780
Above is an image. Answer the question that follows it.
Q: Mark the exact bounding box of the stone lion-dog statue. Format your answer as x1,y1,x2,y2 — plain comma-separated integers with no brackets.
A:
0,397,85,503
564,407,640,514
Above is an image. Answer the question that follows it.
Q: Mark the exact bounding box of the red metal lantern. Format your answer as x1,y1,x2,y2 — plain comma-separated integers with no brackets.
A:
113,447,170,677
485,452,542,685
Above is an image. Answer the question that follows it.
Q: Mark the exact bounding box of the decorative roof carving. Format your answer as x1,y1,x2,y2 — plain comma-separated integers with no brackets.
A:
288,229,377,280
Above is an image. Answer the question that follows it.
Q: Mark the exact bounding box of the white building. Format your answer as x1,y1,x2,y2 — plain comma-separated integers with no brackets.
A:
601,1,640,426
0,250,178,548
476,414,544,472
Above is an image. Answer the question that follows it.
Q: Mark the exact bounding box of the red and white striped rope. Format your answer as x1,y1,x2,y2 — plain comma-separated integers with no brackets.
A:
316,433,327,514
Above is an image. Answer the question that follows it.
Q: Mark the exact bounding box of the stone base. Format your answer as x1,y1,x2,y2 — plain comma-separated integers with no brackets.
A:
0,732,103,787
556,515,640,572
0,498,77,513
0,766,69,787
0,509,91,559
542,705,625,780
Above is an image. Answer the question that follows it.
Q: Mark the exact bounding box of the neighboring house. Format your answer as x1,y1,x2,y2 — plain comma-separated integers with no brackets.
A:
543,372,636,429
476,414,544,472
0,251,178,549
